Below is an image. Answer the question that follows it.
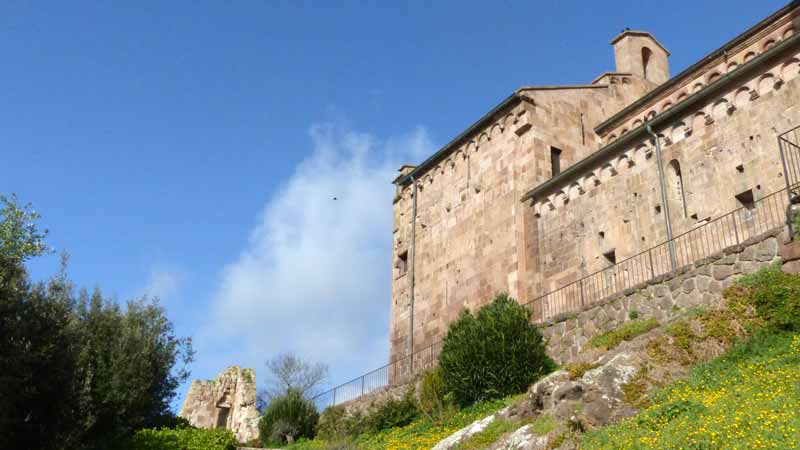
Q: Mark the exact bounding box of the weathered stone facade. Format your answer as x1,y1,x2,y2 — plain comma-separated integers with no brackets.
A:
180,366,259,443
540,228,784,364
389,2,800,363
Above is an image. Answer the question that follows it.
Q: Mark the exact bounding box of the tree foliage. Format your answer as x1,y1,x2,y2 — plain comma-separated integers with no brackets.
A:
439,293,553,407
258,353,329,408
72,290,195,448
0,195,194,450
0,262,79,449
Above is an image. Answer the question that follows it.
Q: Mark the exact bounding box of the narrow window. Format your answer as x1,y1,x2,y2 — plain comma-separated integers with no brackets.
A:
603,250,617,266
668,160,688,218
550,147,562,177
397,250,409,276
641,47,653,79
735,189,755,210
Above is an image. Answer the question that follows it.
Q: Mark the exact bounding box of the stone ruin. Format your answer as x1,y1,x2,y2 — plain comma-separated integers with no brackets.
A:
180,366,260,443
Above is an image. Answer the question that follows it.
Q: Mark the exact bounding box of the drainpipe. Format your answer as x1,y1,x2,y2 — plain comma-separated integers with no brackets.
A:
407,176,417,371
646,124,678,270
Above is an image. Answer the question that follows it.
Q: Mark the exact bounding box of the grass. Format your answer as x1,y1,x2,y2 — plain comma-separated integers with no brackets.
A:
529,415,557,436
588,317,659,350
284,397,516,450
580,331,800,449
451,414,557,450
664,319,696,351
563,361,600,380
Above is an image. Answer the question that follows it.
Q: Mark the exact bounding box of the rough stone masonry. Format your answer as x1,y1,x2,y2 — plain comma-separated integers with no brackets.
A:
180,366,260,443
389,2,800,364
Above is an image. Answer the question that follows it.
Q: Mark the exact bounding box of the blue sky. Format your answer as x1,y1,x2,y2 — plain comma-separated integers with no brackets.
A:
0,0,787,409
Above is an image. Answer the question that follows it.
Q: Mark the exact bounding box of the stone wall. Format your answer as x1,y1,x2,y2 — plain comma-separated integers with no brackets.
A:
180,366,260,443
339,228,791,412
389,79,653,364
530,45,800,302
388,3,800,365
540,228,784,364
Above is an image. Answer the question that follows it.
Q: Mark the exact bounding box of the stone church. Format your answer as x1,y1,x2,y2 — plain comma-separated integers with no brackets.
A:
389,1,800,365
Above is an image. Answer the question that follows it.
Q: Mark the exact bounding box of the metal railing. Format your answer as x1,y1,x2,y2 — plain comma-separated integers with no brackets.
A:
779,124,800,197
524,187,788,321
313,341,442,410
313,126,800,410
314,187,789,410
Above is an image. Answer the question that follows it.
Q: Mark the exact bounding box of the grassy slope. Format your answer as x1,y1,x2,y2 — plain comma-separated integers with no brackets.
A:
286,267,800,450
580,332,800,450
286,397,513,450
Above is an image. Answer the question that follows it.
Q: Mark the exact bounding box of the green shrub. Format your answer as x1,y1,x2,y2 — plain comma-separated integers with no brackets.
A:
418,368,453,421
364,388,419,432
588,317,659,350
439,293,554,407
122,426,238,450
725,264,800,332
259,389,319,445
628,310,640,320
665,319,696,351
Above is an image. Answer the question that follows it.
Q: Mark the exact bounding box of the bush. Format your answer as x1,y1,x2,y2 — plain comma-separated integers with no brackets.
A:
121,426,238,450
316,388,418,441
418,368,453,421
439,293,554,407
364,388,419,432
725,264,800,332
259,390,319,445
316,405,349,441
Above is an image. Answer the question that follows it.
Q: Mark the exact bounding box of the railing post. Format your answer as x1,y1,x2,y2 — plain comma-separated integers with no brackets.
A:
361,376,365,396
332,387,336,406
579,278,586,307
778,136,794,200
648,247,655,278
732,213,740,245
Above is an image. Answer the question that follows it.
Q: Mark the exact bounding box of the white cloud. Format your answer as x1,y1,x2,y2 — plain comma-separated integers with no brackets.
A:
197,122,434,387
142,264,185,302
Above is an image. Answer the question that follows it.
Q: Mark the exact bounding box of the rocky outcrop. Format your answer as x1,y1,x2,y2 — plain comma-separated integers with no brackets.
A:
488,424,550,450
431,408,507,450
528,353,640,427
180,366,260,443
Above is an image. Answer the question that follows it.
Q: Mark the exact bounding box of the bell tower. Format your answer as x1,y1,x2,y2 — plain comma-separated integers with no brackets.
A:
611,30,670,85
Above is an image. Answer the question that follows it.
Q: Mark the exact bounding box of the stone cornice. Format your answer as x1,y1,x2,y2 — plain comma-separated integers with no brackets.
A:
595,1,799,135
521,32,800,207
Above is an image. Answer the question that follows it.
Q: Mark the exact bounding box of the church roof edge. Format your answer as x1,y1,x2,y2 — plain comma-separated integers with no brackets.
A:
595,0,800,135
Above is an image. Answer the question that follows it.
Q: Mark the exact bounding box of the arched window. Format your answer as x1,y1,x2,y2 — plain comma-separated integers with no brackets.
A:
641,47,653,79
667,160,688,218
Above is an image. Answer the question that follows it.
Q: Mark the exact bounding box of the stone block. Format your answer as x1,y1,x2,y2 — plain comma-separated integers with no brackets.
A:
695,264,713,277
755,238,778,262
696,275,712,292
783,260,800,274
682,277,696,293
780,242,800,262
713,264,734,280
654,285,670,297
